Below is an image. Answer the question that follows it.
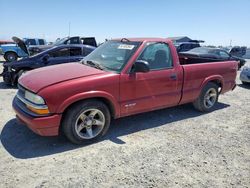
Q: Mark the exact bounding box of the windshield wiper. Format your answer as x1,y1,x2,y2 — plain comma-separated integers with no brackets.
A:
82,60,105,70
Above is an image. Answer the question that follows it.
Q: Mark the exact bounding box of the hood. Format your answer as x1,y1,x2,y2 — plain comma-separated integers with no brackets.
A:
0,44,16,47
18,63,106,93
12,36,29,55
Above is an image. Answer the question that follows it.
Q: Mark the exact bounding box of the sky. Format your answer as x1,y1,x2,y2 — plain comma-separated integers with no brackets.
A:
0,0,249,46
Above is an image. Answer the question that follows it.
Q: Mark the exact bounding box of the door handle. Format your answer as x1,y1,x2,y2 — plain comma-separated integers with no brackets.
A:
170,74,177,80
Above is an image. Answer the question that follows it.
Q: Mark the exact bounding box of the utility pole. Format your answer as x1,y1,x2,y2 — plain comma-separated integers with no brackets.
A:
68,22,71,37
230,39,232,47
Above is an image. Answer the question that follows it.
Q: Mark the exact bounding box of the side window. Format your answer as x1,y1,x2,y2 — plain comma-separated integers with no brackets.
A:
69,47,82,56
25,39,36,45
219,51,230,58
192,44,199,49
66,37,80,44
38,39,45,45
137,43,173,70
83,47,94,56
49,48,70,57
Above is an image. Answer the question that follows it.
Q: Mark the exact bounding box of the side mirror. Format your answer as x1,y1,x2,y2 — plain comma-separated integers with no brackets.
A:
42,54,50,62
131,60,150,73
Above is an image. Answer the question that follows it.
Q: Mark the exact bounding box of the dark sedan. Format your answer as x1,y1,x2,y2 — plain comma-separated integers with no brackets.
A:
1,44,95,85
179,47,246,69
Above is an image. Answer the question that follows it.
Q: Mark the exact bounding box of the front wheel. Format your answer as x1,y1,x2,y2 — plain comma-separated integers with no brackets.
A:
4,52,18,62
193,82,219,112
62,100,111,144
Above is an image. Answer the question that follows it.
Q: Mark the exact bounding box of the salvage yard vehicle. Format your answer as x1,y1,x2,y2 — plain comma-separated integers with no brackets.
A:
29,36,97,55
227,46,247,58
179,47,246,69
0,40,15,45
0,37,46,62
240,63,250,85
13,38,238,144
1,44,96,85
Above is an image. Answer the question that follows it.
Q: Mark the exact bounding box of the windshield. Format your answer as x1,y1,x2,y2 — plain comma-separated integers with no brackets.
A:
188,47,212,53
53,37,68,45
29,46,58,58
82,40,141,72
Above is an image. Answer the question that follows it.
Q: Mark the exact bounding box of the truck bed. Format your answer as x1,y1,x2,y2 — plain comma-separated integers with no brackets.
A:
180,61,237,104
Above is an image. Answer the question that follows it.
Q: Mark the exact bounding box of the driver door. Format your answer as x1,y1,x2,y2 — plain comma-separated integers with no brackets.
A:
119,43,182,116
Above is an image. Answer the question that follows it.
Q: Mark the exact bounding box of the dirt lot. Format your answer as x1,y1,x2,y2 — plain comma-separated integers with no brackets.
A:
0,57,249,188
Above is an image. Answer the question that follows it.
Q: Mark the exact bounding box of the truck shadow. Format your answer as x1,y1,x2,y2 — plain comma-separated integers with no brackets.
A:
0,102,230,159
0,82,16,89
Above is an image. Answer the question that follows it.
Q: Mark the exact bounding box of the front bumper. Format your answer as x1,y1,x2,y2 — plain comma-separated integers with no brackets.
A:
13,96,62,136
240,70,250,83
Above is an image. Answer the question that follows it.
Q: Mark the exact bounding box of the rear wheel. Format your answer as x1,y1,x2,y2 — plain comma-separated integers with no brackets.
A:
193,82,219,112
4,52,18,62
62,100,111,144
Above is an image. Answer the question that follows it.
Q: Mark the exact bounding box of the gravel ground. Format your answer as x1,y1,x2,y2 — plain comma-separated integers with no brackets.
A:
0,57,249,188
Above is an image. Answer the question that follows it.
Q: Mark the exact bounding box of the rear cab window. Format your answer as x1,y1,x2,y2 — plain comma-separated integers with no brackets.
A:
25,39,36,45
38,39,45,45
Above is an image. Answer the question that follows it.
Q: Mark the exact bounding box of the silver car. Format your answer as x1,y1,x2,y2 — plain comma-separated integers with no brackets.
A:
240,63,250,84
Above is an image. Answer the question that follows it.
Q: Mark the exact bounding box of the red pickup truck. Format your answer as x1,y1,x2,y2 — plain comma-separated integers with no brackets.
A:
13,38,237,144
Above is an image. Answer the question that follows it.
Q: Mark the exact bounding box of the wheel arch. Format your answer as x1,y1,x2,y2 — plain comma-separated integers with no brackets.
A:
4,51,18,59
200,75,224,94
57,91,120,119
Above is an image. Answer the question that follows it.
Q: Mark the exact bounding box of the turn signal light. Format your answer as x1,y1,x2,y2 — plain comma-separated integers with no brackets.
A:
26,105,50,115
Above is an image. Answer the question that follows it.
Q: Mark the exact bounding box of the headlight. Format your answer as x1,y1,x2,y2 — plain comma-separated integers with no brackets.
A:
25,90,45,105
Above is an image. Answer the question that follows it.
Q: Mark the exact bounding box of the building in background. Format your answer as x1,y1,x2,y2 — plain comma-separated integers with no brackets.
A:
168,36,192,43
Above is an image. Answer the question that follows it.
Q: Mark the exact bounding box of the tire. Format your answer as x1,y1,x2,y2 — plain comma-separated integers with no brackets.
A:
193,82,219,112
4,52,18,62
62,100,111,144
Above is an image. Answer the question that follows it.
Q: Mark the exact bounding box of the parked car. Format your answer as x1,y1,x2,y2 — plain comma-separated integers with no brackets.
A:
0,37,46,62
240,63,250,85
29,36,97,55
1,44,96,85
13,38,237,144
179,47,246,69
227,46,247,58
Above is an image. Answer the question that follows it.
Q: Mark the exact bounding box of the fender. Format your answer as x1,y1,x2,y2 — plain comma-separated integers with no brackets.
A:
56,90,120,118
200,75,224,93
3,49,18,54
